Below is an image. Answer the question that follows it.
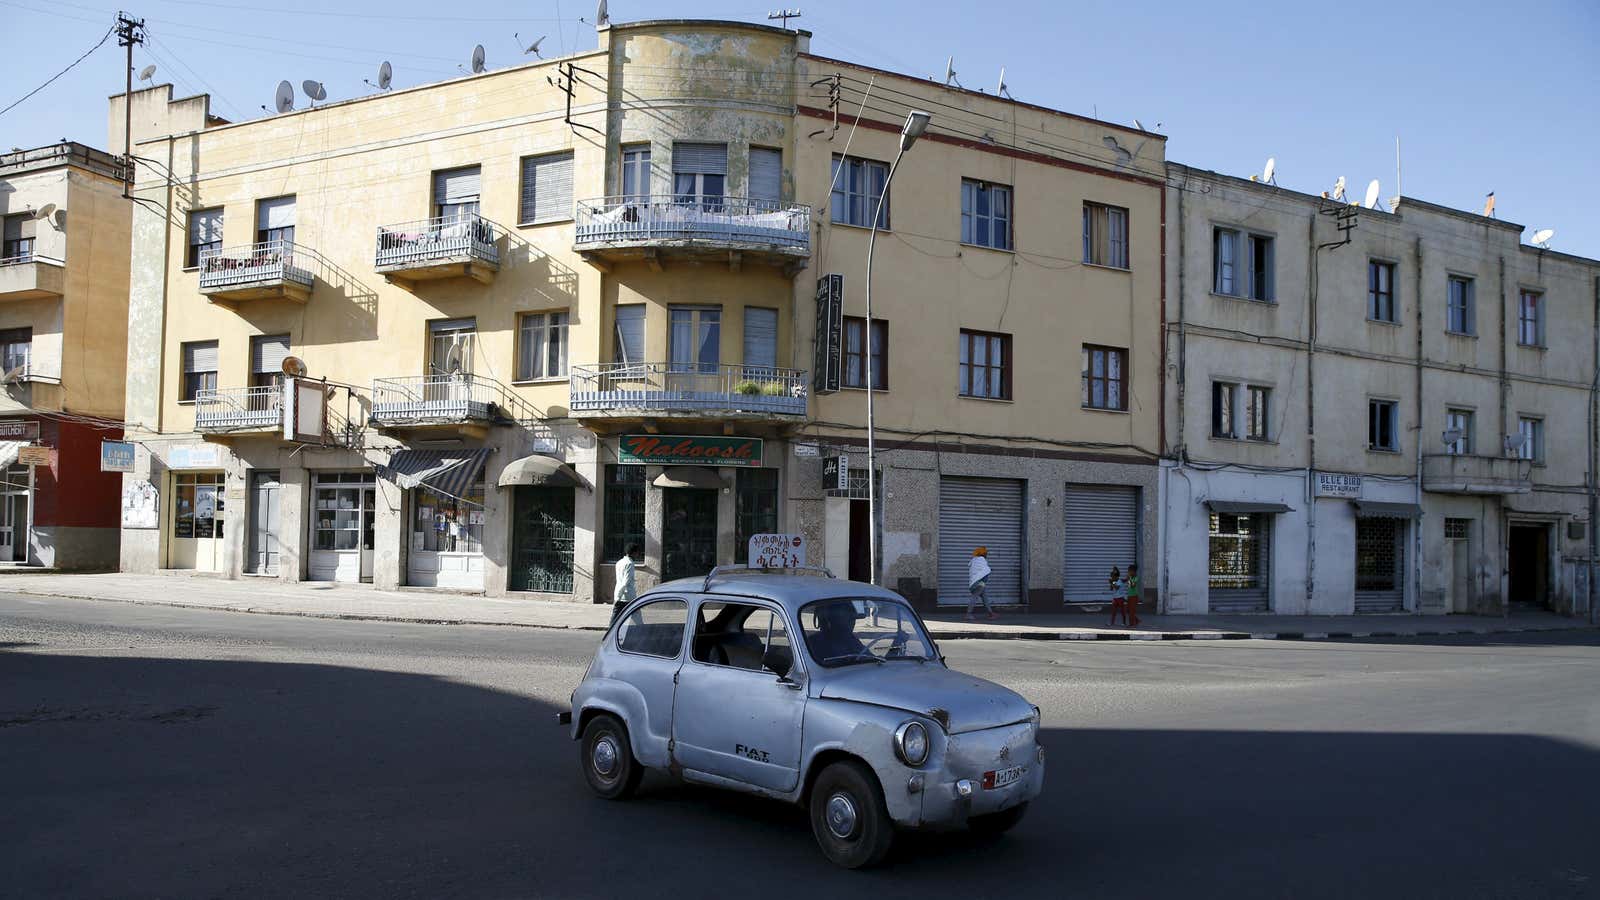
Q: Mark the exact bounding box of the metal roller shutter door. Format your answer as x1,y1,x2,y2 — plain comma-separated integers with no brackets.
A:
1063,484,1140,603
937,477,1024,607
1355,517,1406,613
748,147,781,203
1208,513,1271,613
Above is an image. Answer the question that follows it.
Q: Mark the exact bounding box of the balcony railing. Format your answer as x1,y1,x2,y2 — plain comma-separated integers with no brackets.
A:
1421,453,1534,495
574,195,811,257
375,214,501,273
194,385,283,431
0,254,65,300
198,240,314,298
369,374,535,427
570,362,808,418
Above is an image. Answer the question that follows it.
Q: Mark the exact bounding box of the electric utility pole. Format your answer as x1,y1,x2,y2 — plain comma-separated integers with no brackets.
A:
115,11,146,199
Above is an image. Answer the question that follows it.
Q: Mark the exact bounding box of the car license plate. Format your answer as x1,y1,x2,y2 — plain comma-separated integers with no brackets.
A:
982,765,1025,790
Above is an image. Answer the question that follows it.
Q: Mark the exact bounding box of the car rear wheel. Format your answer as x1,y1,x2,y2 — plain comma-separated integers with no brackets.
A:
969,801,1029,835
581,713,642,800
809,760,894,869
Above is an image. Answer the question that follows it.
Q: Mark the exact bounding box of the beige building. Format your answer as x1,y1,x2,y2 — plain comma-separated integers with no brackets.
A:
116,19,1165,609
1162,162,1598,617
0,142,131,568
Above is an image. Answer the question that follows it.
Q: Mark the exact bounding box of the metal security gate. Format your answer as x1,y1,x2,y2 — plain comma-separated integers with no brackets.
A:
510,486,575,593
1355,517,1406,612
937,477,1024,606
1063,484,1140,604
1208,512,1270,613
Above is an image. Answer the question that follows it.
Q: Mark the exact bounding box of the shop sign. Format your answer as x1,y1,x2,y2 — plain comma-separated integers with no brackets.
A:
0,421,40,441
813,273,843,395
823,454,849,492
1315,472,1363,499
748,533,806,569
122,480,159,529
618,435,763,467
168,445,220,469
792,442,820,458
17,446,51,466
101,440,136,473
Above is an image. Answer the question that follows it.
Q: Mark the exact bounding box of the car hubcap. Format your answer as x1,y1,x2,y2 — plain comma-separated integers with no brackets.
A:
592,735,619,778
825,792,858,839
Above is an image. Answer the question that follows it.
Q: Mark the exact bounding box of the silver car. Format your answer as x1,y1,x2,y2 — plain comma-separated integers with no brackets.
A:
561,566,1045,868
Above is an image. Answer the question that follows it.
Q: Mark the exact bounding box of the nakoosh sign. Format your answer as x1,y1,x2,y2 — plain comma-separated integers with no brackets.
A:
618,435,764,467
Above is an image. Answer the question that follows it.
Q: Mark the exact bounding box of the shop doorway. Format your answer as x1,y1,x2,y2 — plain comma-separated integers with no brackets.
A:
0,463,30,563
510,486,575,593
247,470,281,575
847,498,871,583
1444,518,1474,613
662,488,717,582
170,471,225,571
1508,523,1550,610
1354,516,1406,613
310,472,376,583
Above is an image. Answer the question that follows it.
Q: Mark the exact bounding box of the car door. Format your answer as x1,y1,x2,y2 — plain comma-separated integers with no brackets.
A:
671,598,806,793
611,597,691,768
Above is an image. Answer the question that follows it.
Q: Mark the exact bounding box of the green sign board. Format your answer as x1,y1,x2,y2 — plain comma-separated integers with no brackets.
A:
618,434,764,467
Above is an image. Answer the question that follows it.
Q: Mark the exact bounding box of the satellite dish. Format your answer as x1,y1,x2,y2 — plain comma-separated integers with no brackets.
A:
444,341,466,376
1531,228,1555,248
281,356,308,378
595,0,609,27
517,32,546,56
1133,118,1144,131
34,203,56,221
1363,179,1381,209
1442,429,1464,447
1262,157,1276,184
274,80,295,113
379,61,392,90
944,56,961,88
138,64,157,83
1332,176,1347,201
302,80,326,103
470,44,486,74
996,67,1008,97
1,365,26,384
1504,433,1529,453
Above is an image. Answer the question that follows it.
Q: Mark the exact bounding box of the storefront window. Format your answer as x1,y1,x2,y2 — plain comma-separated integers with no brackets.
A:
734,468,779,564
1208,513,1264,590
412,474,485,553
314,473,375,551
603,465,645,562
172,472,224,539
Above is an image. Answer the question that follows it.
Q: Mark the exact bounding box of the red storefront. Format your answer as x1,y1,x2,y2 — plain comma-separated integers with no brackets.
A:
0,416,122,569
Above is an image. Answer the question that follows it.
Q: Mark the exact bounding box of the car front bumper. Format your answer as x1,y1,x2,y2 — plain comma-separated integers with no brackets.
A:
896,719,1045,830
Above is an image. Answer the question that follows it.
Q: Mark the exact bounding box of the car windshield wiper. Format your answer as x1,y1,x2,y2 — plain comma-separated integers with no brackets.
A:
821,650,884,666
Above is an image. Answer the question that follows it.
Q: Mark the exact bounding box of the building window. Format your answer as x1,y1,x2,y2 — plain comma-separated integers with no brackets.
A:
187,208,223,268
0,328,31,378
432,165,481,221
181,340,219,402
959,329,1011,399
519,151,575,224
672,142,727,209
613,304,645,366
1518,290,1545,347
249,333,289,391
1444,518,1472,541
313,472,373,552
1212,227,1274,300
742,307,778,375
830,154,888,228
411,472,486,554
961,179,1012,250
1,213,35,262
1368,260,1396,322
1246,386,1270,440
1445,408,1474,455
1368,399,1399,451
516,311,569,381
1082,202,1128,269
1447,276,1476,335
172,472,224,540
842,317,887,390
256,196,295,245
1211,381,1238,438
602,464,645,562
1517,416,1544,463
620,144,651,202
669,306,720,374
748,147,782,206
427,318,476,376
1081,345,1127,411
733,468,779,564
1211,382,1270,440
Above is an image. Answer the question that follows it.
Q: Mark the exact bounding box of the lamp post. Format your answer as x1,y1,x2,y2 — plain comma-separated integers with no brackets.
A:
864,110,931,586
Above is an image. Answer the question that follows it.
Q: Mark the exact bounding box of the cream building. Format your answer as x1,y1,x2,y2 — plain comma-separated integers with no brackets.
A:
116,19,1165,610
1162,162,1598,617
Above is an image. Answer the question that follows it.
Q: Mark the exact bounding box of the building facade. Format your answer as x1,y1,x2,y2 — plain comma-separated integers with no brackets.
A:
1162,162,1598,616
0,143,130,569
117,19,1166,608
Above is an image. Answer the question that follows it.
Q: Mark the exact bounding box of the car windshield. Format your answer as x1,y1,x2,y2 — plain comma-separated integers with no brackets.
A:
798,597,937,667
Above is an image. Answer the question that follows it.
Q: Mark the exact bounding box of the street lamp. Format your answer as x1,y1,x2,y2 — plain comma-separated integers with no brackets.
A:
864,110,931,586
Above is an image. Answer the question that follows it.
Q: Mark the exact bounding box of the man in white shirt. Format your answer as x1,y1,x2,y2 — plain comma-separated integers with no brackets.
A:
966,546,997,620
611,544,638,625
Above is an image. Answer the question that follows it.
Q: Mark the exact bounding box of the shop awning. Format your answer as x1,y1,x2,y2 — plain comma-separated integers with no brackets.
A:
1353,500,1423,519
377,448,491,496
1206,500,1293,515
497,454,589,490
0,441,23,470
653,466,724,489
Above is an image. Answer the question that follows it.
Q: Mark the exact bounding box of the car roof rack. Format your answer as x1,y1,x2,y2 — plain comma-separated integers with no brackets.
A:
702,564,836,592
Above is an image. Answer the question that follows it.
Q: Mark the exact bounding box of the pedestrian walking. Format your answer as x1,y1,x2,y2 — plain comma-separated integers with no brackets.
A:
966,546,997,620
1108,565,1128,626
1126,563,1142,627
610,544,638,626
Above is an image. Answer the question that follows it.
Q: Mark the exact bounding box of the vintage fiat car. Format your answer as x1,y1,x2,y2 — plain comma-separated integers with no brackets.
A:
561,566,1045,868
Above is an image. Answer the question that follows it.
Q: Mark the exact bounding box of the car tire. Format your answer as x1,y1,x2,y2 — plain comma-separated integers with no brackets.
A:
809,760,895,869
581,713,642,801
969,801,1029,835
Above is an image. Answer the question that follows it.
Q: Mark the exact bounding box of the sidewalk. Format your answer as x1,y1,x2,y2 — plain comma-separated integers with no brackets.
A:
0,572,1591,641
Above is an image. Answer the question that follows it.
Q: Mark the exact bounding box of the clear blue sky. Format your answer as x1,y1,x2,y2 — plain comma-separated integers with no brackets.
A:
4,0,1597,257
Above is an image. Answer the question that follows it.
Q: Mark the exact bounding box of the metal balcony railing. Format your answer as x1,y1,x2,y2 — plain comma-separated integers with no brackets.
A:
369,373,536,426
375,214,501,269
574,196,811,252
570,362,808,417
194,385,283,431
198,240,314,292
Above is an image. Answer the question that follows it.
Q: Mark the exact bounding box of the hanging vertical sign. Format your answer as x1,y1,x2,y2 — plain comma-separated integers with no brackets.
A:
823,454,849,492
813,273,843,394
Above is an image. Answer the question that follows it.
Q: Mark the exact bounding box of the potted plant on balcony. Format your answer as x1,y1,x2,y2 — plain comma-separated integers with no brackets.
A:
758,382,788,396
734,380,763,396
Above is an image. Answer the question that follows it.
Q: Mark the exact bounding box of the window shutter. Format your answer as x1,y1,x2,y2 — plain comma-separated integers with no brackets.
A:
614,306,645,365
250,334,290,374
257,197,296,230
189,209,223,245
184,341,219,373
521,152,574,223
742,308,778,368
1,216,18,242
749,148,781,203
672,143,728,175
429,318,477,334
433,166,482,205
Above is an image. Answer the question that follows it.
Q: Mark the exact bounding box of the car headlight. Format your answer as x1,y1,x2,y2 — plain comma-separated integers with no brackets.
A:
894,720,930,767
1030,705,1041,727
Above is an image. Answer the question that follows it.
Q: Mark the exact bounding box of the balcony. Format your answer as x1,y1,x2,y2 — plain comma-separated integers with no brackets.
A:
194,385,283,434
198,240,313,304
369,374,536,435
570,363,808,421
0,254,65,301
374,214,501,287
573,196,811,274
1421,454,1534,495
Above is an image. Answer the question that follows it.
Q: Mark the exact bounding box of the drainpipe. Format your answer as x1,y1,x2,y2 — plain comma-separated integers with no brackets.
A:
1498,255,1511,618
1414,236,1425,614
1304,215,1318,615
1163,178,1187,615
1589,275,1599,624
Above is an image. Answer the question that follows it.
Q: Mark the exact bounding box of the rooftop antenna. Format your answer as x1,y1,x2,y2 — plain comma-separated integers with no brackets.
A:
767,8,802,29
470,44,486,74
1530,228,1555,249
364,60,393,91
943,56,962,88
302,80,326,105
515,33,546,57
137,64,156,83
274,80,295,113
1250,156,1276,185
1363,178,1381,210
1482,192,1496,218
996,66,1011,98
1391,135,1402,210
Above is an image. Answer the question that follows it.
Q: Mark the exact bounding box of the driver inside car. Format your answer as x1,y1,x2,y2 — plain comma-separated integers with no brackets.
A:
809,599,865,662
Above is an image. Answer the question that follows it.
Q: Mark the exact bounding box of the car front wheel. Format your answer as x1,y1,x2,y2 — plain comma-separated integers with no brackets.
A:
581,713,642,800
809,760,894,869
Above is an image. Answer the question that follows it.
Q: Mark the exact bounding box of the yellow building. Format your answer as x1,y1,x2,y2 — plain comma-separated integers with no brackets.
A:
117,20,1165,609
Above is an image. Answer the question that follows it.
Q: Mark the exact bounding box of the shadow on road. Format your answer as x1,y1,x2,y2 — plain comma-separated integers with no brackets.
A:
3,646,1597,898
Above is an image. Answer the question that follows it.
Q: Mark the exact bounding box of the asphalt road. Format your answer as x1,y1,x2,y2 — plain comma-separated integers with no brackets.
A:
3,593,1598,899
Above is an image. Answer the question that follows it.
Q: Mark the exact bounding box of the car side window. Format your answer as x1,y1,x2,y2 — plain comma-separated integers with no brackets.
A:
692,601,795,677
616,599,688,659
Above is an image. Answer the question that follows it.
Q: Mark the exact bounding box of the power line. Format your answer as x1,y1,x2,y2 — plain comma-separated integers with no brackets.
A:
0,21,116,119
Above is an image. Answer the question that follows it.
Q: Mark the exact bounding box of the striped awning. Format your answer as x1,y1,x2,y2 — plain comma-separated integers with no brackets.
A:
0,441,23,470
377,448,491,497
